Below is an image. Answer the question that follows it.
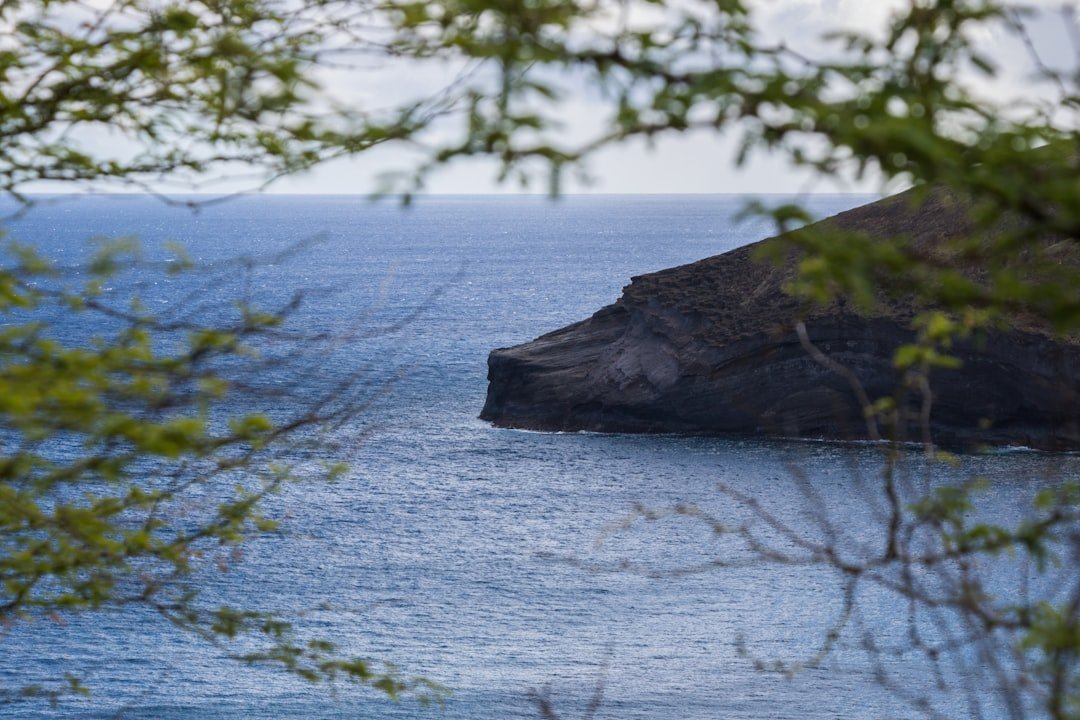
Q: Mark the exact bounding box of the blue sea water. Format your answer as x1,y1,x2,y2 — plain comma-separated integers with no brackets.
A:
1,194,1075,719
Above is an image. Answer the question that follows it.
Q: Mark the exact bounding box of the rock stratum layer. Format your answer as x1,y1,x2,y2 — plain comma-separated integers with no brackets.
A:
480,192,1080,450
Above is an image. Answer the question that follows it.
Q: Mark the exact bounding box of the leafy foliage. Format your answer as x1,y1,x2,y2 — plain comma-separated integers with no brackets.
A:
1,0,1078,716
0,237,443,704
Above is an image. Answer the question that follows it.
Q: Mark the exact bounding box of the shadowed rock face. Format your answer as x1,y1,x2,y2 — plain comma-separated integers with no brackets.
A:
480,192,1080,450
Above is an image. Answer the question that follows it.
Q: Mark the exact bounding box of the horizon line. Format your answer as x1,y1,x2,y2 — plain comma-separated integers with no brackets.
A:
11,190,881,198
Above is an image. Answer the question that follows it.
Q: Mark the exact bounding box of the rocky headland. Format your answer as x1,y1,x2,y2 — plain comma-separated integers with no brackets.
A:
480,191,1080,450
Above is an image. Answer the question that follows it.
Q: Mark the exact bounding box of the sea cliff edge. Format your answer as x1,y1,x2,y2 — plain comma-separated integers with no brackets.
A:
480,191,1080,450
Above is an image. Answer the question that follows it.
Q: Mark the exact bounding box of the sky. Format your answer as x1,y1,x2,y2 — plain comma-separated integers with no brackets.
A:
22,0,1079,197
259,0,1076,196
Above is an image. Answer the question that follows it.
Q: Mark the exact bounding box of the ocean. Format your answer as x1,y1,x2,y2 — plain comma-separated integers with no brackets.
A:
1,195,1074,719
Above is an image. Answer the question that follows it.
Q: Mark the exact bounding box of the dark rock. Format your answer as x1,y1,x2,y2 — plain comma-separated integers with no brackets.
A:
480,191,1080,450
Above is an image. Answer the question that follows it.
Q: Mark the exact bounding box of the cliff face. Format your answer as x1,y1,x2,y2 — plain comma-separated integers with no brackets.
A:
480,192,1080,450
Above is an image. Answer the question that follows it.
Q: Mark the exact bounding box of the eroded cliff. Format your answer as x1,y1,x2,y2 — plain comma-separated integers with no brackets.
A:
480,191,1080,449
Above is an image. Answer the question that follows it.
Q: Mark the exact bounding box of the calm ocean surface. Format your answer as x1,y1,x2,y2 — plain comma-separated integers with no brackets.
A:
1,195,1075,719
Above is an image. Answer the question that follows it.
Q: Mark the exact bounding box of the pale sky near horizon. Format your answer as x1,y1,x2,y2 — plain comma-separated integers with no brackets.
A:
263,0,1076,196
25,0,1078,197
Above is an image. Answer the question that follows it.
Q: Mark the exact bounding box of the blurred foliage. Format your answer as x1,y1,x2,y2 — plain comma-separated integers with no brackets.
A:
1,0,1077,715
0,237,445,706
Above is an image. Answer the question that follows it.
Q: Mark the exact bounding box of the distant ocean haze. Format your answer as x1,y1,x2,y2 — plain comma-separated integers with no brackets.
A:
1,194,1069,719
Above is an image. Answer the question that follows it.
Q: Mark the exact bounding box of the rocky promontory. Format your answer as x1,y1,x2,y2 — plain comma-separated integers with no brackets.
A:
480,191,1080,450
